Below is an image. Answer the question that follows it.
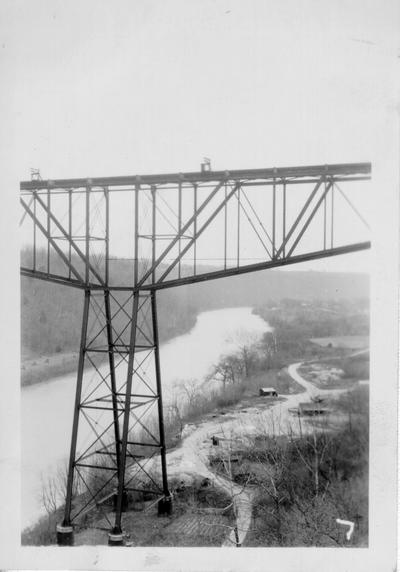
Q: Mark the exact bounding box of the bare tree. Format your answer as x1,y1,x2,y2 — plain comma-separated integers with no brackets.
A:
208,354,243,387
228,329,261,378
40,461,82,519
165,398,184,444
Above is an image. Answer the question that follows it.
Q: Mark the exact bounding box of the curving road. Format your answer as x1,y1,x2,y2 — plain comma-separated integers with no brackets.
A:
288,362,318,394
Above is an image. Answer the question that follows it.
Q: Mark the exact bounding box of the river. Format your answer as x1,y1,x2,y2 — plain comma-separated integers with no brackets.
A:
21,306,271,529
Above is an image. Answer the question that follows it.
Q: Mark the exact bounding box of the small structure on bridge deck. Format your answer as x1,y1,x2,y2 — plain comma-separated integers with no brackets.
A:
259,387,278,397
298,402,330,416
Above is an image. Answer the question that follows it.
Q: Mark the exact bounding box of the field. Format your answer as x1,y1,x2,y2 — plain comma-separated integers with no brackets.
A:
310,336,369,350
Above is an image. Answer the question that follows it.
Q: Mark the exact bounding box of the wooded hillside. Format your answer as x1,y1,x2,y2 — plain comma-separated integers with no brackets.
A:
21,248,369,358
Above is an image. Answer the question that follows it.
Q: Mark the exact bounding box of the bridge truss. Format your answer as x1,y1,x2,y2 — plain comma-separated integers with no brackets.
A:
20,162,371,544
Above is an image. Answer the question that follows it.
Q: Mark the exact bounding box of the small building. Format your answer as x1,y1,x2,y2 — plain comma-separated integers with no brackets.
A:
259,387,278,397
298,402,330,416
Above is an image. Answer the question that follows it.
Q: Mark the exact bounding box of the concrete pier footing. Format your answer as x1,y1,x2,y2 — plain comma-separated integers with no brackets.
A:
56,524,74,546
157,496,173,516
108,531,125,546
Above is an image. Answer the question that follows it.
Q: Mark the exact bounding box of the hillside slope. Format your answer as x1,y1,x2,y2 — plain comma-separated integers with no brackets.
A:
21,249,369,359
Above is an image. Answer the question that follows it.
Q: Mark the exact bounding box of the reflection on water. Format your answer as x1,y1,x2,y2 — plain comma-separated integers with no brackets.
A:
21,306,270,528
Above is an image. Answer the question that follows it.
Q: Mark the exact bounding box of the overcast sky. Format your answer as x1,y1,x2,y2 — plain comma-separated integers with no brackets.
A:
1,0,399,273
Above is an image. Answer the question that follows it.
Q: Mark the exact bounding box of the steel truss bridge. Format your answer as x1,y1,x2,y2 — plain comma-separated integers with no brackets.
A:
20,161,371,545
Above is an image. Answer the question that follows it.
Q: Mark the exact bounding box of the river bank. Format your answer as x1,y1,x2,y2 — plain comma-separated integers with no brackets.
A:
21,312,199,387
21,306,271,529
21,351,80,387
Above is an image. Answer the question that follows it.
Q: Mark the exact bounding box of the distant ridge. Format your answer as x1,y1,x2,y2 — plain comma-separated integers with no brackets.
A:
21,262,369,358
173,268,369,311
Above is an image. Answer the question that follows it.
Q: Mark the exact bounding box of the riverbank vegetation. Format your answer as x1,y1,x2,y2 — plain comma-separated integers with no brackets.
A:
210,385,369,546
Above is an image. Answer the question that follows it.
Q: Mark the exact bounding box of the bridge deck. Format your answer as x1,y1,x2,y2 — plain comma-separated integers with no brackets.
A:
20,162,371,191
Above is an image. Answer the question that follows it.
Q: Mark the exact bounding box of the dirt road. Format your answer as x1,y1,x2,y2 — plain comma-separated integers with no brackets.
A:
148,362,346,546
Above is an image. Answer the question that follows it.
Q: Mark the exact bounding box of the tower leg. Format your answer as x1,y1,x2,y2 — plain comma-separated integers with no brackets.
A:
57,289,91,546
104,290,122,474
109,293,139,544
151,291,172,513
107,290,172,544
